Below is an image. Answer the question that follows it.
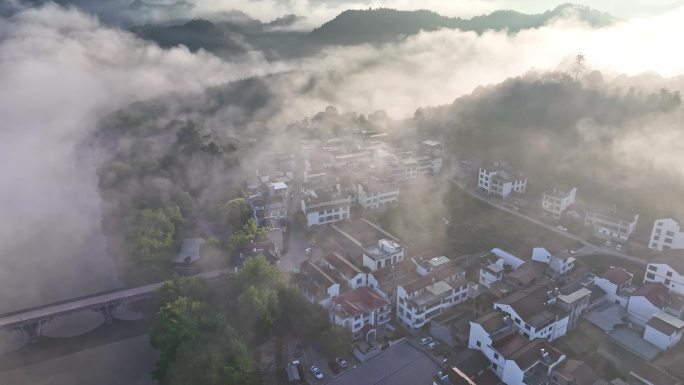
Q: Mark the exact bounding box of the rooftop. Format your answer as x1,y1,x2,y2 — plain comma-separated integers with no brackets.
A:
509,338,563,370
552,359,600,385
496,284,569,328
363,239,403,261
586,204,638,223
300,260,337,288
630,362,681,385
543,185,576,200
332,287,389,318
402,265,465,294
648,312,684,335
600,267,633,286
506,261,547,287
324,252,362,279
632,282,669,308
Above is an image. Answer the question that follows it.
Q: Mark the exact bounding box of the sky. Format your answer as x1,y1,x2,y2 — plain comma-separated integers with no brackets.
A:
0,0,683,314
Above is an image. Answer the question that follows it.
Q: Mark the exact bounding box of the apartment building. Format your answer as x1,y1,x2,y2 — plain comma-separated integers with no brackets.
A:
301,186,351,227
396,267,469,331
542,186,577,219
643,311,684,351
649,218,684,251
494,284,570,342
584,205,639,242
356,179,400,210
594,266,634,307
330,286,391,341
297,260,340,307
323,252,378,291
478,162,527,198
645,250,684,295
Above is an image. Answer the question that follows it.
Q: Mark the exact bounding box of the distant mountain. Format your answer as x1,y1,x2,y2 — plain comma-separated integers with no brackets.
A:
306,4,614,46
131,19,246,56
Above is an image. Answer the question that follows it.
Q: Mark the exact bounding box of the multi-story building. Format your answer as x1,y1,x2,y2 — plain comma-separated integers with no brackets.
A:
330,286,391,342
584,205,639,242
362,239,405,271
594,266,634,307
396,267,469,331
323,252,378,291
418,140,443,175
356,179,400,210
554,283,592,330
645,250,684,295
541,186,577,219
494,284,570,342
301,187,351,227
643,311,684,351
626,282,683,327
478,162,527,198
480,261,505,288
649,218,684,251
531,246,576,277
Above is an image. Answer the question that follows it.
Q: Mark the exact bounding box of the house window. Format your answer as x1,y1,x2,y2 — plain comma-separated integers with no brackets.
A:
525,324,531,331
356,277,363,285
646,272,656,280
493,353,499,360
665,279,671,285
667,271,673,277
649,265,657,271
492,363,498,370
476,341,481,347
515,318,521,325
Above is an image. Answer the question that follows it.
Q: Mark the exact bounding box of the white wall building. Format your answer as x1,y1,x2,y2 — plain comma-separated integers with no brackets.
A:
298,261,340,307
330,286,391,341
643,312,684,351
645,251,684,295
323,252,379,291
626,282,670,327
531,247,575,276
397,268,469,331
594,267,634,307
494,285,570,342
480,261,505,288
362,239,404,271
649,218,684,251
301,187,351,227
542,186,577,219
357,181,400,210
584,206,639,242
478,162,527,198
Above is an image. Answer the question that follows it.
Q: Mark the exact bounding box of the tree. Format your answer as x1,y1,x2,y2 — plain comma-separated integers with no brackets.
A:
320,325,352,358
125,206,184,281
571,53,586,80
227,218,267,253
219,197,252,230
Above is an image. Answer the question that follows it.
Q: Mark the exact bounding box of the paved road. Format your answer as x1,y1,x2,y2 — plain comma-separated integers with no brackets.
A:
449,176,647,267
0,269,231,329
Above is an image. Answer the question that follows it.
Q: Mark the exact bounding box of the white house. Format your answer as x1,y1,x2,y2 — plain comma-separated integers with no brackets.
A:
501,339,566,385
584,205,639,242
300,187,351,227
627,282,670,327
645,250,684,295
323,252,378,291
480,261,505,288
478,162,527,198
330,286,391,341
362,239,404,271
396,267,469,331
468,311,519,378
298,261,340,307
357,180,400,210
643,311,684,351
542,186,577,219
649,218,684,251
491,248,525,269
531,246,575,276
494,284,570,342
594,266,634,307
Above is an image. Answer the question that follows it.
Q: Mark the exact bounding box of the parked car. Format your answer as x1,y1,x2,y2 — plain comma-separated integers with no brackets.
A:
310,365,323,379
604,240,612,247
556,225,568,232
328,361,341,374
616,244,623,251
335,357,348,369
427,341,440,350
419,336,433,346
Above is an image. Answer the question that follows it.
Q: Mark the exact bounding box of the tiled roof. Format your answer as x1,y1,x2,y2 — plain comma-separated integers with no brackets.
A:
632,282,669,308
630,362,681,385
600,267,633,285
492,333,529,358
325,252,362,279
332,287,389,317
553,359,600,385
402,265,464,294
300,261,337,288
506,261,547,287
473,311,507,334
508,338,563,370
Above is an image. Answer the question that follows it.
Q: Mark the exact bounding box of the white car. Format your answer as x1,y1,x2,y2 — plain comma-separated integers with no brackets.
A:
616,244,623,251
419,336,433,346
604,240,612,247
335,357,348,368
556,225,568,232
427,341,440,350
310,365,323,379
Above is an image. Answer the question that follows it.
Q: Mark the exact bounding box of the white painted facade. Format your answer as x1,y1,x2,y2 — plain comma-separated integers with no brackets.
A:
301,195,351,227
542,186,577,219
531,247,575,275
480,261,504,288
362,239,404,271
643,312,684,350
468,321,509,378
649,218,684,251
627,295,662,327
357,183,399,210
645,262,684,295
478,164,527,198
584,208,639,242
397,278,469,330
493,303,569,342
